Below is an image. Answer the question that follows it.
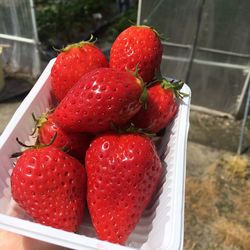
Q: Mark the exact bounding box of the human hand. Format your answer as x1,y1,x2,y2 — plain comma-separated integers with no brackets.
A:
0,229,68,250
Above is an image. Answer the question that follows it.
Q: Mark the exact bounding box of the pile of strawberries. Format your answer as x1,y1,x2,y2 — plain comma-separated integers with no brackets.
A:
10,25,186,244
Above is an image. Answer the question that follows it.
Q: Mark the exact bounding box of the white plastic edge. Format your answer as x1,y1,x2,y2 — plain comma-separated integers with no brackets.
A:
0,214,134,250
0,59,55,149
0,59,191,250
163,84,191,250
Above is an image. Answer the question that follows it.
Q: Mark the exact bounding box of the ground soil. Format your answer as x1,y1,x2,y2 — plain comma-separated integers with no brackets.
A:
185,142,250,250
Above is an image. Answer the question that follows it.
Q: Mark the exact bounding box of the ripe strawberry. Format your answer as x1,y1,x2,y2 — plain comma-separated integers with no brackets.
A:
11,146,86,232
85,133,162,244
34,112,91,162
53,68,145,134
110,25,163,83
131,80,186,133
51,40,108,101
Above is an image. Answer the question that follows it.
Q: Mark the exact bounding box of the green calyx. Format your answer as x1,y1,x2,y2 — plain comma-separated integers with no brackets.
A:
150,70,189,99
133,65,148,107
161,79,189,99
10,133,57,158
126,63,141,79
54,34,97,53
31,112,47,134
125,123,155,138
110,123,155,138
134,25,166,41
31,109,53,136
126,64,148,108
11,110,56,158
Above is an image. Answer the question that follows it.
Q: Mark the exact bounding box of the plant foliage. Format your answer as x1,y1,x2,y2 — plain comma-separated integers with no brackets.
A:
34,0,138,48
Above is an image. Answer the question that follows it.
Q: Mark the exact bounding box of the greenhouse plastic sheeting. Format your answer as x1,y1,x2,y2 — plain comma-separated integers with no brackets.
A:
138,0,250,115
0,0,40,77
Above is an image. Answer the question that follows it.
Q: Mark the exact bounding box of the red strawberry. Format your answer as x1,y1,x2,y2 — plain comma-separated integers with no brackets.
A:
110,25,163,83
85,133,162,244
11,146,86,232
53,68,145,134
51,40,108,101
34,112,91,162
130,80,182,133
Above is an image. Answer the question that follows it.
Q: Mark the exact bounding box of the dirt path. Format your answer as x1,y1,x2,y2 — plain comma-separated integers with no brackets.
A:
185,142,250,250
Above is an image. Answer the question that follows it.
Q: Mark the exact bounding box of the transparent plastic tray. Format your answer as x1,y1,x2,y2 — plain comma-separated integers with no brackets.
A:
0,59,191,250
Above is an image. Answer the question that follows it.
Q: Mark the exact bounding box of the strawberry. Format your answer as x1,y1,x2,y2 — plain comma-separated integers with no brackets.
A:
51,39,108,101
33,112,91,162
53,67,145,134
11,146,87,232
131,80,186,133
85,133,162,244
109,25,163,83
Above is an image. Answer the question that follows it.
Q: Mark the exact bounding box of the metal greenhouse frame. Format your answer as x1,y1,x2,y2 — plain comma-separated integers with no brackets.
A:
0,0,40,76
137,0,250,153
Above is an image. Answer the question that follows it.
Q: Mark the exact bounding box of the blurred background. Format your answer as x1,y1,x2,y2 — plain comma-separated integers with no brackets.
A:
0,0,249,249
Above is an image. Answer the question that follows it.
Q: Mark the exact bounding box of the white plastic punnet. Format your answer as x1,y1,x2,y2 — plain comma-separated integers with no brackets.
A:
0,59,191,250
